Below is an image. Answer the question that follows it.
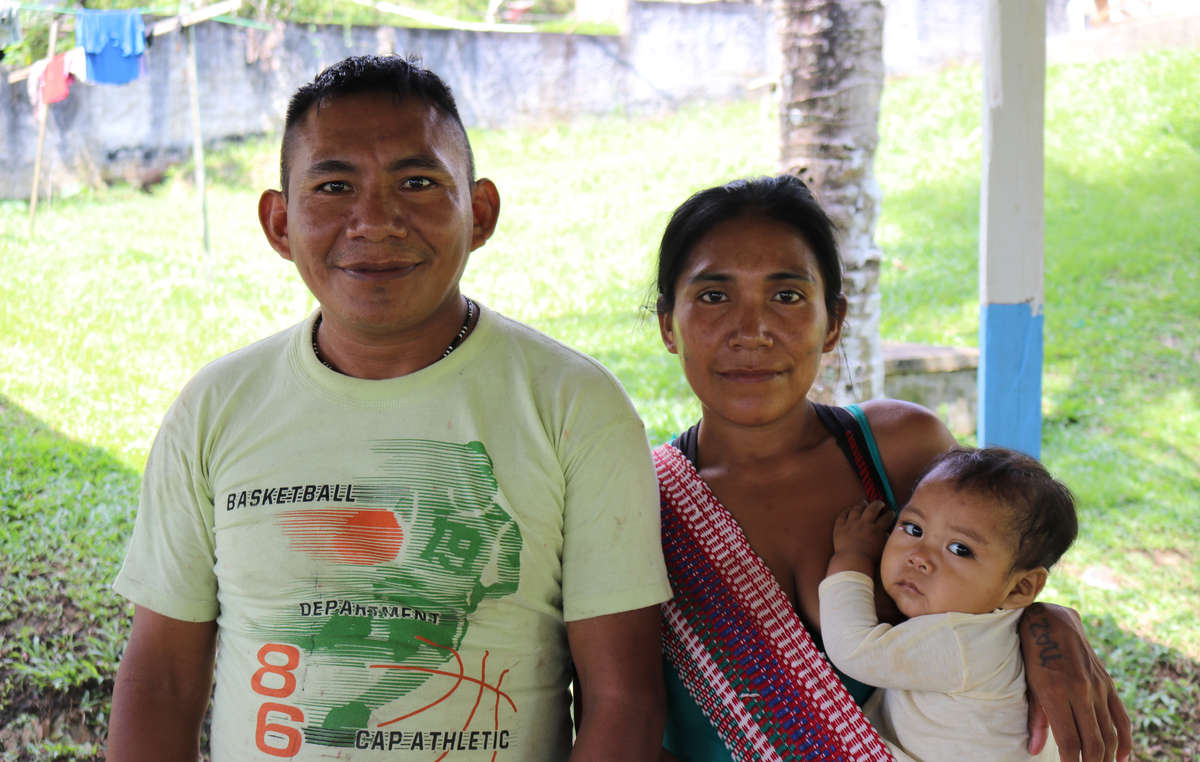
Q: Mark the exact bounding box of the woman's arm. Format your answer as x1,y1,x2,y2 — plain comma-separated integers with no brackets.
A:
1019,603,1132,762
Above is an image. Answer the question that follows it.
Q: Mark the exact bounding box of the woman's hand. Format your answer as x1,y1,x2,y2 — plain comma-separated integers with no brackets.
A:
826,500,893,577
1019,603,1132,762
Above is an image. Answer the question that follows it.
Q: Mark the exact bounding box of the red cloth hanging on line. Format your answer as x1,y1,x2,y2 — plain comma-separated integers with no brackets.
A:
42,52,70,104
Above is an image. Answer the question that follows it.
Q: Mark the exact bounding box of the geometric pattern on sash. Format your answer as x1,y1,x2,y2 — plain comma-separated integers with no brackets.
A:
655,443,893,761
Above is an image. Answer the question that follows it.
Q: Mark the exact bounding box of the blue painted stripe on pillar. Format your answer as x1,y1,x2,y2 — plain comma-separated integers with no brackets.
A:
978,302,1043,457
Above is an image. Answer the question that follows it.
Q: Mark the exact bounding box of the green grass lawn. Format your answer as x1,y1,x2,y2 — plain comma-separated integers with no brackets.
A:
1,48,1197,760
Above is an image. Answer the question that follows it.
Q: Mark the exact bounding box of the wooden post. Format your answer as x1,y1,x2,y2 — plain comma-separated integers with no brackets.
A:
978,0,1046,457
28,17,60,237
185,22,212,267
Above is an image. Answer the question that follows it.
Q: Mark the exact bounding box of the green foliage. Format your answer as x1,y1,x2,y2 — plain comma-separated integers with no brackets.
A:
245,0,489,26
2,48,1199,760
246,0,589,29
3,9,68,69
2,0,589,68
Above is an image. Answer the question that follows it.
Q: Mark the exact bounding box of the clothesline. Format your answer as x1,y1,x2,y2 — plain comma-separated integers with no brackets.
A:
12,0,232,252
6,0,245,83
15,3,175,16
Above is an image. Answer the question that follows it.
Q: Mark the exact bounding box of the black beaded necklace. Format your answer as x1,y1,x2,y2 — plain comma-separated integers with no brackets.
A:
311,297,475,372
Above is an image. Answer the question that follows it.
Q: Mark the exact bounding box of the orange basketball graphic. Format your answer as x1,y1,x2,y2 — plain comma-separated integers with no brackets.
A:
278,509,404,565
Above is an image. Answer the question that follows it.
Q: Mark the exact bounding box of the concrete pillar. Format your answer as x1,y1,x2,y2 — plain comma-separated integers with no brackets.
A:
978,0,1046,457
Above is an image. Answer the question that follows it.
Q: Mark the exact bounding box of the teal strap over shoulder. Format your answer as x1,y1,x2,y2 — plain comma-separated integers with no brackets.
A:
846,404,898,512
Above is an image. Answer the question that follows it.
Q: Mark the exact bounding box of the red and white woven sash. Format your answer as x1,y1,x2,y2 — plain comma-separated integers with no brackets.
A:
656,443,892,761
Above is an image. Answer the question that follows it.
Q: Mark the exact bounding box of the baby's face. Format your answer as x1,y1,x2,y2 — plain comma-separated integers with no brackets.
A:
880,476,1025,617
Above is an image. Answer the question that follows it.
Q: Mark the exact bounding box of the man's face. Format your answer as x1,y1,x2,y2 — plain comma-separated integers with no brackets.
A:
260,94,496,342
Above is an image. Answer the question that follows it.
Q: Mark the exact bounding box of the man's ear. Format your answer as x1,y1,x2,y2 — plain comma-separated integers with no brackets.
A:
658,311,678,355
259,189,292,261
469,178,501,251
1001,567,1048,610
823,293,847,353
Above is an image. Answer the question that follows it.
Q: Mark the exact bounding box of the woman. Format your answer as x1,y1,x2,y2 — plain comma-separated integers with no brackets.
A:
652,175,1130,761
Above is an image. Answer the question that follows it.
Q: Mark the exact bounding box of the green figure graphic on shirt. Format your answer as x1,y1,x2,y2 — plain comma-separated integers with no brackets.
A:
266,439,523,748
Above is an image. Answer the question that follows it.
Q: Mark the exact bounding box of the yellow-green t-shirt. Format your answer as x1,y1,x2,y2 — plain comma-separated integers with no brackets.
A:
114,306,672,760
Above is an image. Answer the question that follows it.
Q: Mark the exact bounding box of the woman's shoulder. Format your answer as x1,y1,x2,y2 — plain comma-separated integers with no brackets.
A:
856,399,959,502
857,398,952,437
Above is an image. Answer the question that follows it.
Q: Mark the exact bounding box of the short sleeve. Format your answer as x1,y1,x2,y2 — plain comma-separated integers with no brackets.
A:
112,393,219,621
558,385,671,622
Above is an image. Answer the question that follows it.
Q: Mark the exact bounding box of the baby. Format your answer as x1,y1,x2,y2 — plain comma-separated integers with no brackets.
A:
818,447,1078,762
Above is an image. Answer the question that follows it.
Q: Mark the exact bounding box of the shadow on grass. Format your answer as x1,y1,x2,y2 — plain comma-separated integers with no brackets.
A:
1084,615,1200,762
0,395,138,761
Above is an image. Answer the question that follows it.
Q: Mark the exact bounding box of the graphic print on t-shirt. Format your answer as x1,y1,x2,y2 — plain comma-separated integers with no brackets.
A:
251,439,524,754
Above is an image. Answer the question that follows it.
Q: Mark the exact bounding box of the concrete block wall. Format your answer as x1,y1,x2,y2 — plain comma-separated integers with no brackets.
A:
882,0,1072,76
883,342,979,436
5,0,1189,199
1,2,773,199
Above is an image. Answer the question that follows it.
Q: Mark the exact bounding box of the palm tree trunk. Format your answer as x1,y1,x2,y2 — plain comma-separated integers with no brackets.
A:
776,0,886,403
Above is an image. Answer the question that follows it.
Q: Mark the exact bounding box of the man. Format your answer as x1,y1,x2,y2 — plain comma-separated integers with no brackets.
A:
108,55,672,761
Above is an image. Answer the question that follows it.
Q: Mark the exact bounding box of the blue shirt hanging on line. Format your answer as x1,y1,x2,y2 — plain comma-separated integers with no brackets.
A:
75,9,146,85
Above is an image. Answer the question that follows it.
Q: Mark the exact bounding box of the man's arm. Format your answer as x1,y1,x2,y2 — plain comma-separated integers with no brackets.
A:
107,606,218,762
1019,603,1132,762
567,604,665,762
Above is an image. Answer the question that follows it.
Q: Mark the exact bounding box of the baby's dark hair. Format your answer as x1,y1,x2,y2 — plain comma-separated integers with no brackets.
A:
920,447,1078,571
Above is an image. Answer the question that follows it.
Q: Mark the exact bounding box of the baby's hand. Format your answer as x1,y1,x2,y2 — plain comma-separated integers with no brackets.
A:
827,500,893,576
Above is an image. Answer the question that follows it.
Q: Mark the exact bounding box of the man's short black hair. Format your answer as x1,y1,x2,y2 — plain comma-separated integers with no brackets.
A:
279,54,474,195
921,447,1078,571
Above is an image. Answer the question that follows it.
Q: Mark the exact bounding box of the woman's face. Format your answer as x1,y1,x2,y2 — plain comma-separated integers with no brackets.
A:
658,214,843,429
